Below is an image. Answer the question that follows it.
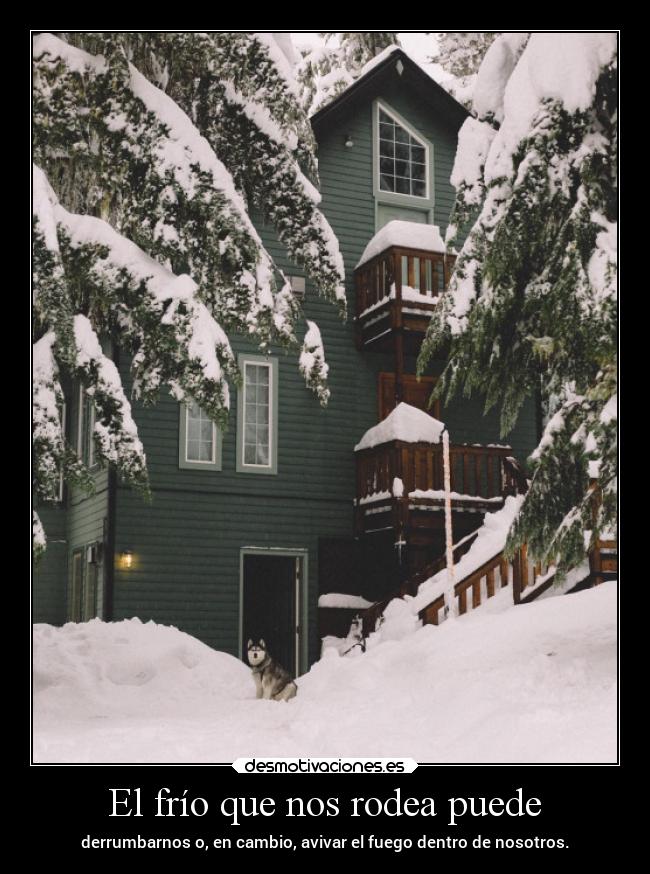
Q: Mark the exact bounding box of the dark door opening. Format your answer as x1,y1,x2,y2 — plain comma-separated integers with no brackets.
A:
242,554,299,677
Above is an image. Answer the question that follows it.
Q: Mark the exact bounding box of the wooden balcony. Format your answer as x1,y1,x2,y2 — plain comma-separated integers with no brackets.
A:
354,439,527,563
355,245,456,353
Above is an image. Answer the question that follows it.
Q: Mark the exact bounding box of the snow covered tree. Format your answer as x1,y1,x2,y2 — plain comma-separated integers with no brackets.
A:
297,33,400,115
434,32,500,107
32,32,346,556
418,33,617,577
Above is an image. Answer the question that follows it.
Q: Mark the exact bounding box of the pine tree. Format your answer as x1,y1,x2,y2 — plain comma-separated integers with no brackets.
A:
297,33,400,115
418,33,617,578
434,32,500,107
32,32,346,555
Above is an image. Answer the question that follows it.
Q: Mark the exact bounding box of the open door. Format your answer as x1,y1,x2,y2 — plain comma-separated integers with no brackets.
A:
242,553,300,677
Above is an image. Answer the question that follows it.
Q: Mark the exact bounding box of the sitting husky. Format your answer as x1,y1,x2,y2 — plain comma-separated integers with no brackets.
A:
246,639,297,701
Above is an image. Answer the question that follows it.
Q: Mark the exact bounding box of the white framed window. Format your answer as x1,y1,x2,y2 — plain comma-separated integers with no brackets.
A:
77,384,96,468
377,104,429,199
237,355,278,474
56,401,66,502
178,400,222,471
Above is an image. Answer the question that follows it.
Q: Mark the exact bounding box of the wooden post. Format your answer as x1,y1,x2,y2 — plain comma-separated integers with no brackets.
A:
393,251,404,405
513,548,522,604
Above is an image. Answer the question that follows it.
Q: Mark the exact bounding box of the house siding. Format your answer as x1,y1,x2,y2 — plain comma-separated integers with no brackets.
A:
33,503,67,625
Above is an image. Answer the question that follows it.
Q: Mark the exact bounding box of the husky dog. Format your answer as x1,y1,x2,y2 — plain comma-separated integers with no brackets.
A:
246,639,297,702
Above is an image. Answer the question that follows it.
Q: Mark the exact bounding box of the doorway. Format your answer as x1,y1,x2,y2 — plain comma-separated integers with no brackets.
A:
240,550,305,677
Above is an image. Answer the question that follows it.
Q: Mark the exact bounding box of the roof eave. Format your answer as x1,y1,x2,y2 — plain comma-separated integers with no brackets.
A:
310,48,469,135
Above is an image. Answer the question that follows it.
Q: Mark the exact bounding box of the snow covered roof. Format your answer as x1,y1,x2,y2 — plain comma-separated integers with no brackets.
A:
310,47,468,132
354,402,445,451
356,220,446,268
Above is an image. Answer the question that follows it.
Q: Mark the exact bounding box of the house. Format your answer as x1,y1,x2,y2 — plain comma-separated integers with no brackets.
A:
33,48,541,674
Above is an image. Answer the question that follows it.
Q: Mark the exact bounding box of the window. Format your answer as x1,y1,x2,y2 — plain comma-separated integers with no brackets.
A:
378,106,428,198
77,384,96,468
68,544,100,622
237,355,278,474
55,401,66,502
178,400,222,471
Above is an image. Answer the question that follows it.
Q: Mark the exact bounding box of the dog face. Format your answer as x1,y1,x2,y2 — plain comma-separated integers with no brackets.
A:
246,639,267,666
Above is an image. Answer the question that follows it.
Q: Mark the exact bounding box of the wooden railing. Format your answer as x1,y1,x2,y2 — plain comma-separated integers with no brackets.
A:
360,540,557,636
356,440,519,505
418,545,556,625
360,531,479,637
355,245,456,325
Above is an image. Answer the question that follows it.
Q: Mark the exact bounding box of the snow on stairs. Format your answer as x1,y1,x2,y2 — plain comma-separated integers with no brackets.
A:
359,534,617,636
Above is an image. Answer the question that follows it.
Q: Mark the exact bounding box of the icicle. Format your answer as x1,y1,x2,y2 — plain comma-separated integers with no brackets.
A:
442,428,456,619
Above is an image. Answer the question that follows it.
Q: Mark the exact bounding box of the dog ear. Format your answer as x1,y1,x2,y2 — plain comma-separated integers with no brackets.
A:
247,639,253,648
259,638,266,649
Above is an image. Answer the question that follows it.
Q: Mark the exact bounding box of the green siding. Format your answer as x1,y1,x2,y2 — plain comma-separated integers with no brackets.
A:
33,503,67,624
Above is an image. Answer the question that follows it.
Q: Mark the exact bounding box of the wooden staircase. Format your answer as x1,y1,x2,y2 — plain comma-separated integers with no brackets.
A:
359,535,617,637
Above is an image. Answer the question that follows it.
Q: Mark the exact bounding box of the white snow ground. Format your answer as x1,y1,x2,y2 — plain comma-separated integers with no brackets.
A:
33,582,616,764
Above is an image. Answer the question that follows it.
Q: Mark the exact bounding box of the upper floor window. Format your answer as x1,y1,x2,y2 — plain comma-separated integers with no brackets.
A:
179,400,222,471
237,354,278,475
378,106,429,199
78,385,96,468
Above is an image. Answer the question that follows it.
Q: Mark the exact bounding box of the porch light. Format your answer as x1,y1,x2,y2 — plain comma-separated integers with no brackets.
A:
344,133,354,148
121,550,133,569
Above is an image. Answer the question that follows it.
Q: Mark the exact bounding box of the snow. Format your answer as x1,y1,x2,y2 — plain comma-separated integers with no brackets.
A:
33,618,252,725
397,496,525,620
354,44,402,79
600,394,617,424
33,32,107,75
256,33,300,98
318,594,374,610
588,215,617,304
409,489,503,503
299,320,330,405
222,81,299,154
485,33,617,183
354,403,445,451
73,315,146,465
450,118,496,205
33,163,234,406
357,221,446,268
472,33,529,123
33,582,616,763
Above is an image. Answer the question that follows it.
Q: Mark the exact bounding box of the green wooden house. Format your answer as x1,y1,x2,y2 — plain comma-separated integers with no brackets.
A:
33,48,540,674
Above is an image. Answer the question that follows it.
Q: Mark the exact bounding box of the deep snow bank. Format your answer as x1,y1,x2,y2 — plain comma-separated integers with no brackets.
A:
33,617,254,721
33,583,616,763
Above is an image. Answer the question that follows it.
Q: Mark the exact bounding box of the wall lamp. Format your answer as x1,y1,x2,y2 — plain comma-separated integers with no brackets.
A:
121,550,133,569
344,133,354,148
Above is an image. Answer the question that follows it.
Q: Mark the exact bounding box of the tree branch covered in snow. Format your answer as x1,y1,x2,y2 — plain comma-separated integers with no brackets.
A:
299,320,330,405
418,33,618,575
434,32,500,108
297,33,400,116
33,32,346,554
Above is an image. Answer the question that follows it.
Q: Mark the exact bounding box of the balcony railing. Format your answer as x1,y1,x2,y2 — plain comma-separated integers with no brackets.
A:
355,245,456,351
356,440,524,508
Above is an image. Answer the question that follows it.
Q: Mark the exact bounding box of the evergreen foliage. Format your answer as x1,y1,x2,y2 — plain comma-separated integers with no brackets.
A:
32,32,346,553
297,33,400,115
418,33,617,576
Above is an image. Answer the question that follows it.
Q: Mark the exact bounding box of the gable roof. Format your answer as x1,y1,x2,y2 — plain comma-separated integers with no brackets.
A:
310,47,469,137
